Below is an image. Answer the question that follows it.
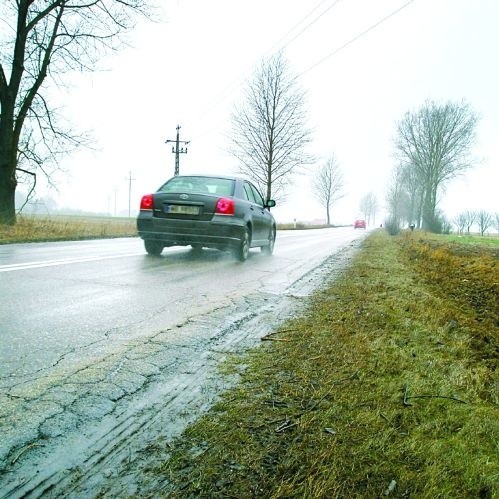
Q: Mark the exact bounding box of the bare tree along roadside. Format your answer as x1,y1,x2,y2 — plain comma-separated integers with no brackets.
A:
0,0,151,225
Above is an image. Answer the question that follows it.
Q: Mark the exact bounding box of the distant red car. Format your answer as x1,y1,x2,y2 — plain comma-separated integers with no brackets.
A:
354,219,366,229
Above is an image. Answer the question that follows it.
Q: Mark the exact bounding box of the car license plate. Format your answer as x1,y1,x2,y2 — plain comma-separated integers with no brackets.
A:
165,204,200,215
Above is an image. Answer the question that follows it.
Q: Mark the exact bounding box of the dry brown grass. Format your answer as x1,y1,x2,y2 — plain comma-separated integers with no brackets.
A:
0,215,136,243
147,230,498,498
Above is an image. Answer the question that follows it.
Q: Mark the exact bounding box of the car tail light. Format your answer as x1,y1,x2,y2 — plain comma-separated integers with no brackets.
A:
215,197,235,215
140,194,154,211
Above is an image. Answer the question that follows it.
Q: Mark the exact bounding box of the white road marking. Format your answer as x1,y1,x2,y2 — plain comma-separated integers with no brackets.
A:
0,252,144,273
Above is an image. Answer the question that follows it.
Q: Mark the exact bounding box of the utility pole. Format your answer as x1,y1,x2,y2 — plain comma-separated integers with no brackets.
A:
165,125,190,176
127,171,135,217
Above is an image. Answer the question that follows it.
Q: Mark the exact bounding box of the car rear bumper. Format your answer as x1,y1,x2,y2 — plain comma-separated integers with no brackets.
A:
137,212,245,248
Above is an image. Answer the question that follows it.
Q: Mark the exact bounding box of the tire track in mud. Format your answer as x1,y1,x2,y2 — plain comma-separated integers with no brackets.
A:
0,242,360,498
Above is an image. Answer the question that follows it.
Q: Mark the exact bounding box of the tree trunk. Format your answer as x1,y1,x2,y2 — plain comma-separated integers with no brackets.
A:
421,183,439,231
266,159,272,202
0,120,18,225
416,188,424,228
422,202,432,230
326,205,330,225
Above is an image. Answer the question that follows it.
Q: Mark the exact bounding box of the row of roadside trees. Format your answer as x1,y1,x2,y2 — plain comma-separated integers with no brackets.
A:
385,100,479,234
454,210,499,236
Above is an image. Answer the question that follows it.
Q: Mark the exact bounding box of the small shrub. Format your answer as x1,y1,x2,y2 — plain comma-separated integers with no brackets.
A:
425,210,451,234
384,216,401,235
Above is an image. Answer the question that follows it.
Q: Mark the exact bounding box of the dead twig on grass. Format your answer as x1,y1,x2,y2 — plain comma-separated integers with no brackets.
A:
251,417,290,430
261,336,289,342
260,329,299,342
275,419,298,433
249,370,360,431
403,384,467,406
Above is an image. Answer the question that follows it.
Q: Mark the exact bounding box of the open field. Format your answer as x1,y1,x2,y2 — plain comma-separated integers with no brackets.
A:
0,215,137,244
137,230,498,497
439,233,499,247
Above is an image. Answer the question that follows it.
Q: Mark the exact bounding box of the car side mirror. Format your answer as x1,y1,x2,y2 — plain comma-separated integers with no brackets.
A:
265,199,276,208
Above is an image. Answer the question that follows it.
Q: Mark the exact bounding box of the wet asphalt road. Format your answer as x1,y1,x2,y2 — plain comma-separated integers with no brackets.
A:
0,227,366,496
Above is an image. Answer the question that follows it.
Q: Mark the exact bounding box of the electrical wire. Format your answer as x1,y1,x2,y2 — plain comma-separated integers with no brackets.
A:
264,0,341,56
184,0,342,136
299,0,417,76
185,0,418,143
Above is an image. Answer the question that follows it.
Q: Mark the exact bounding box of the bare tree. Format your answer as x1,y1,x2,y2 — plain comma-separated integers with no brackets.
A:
0,0,150,225
312,154,344,225
453,212,467,235
385,163,413,229
495,212,499,236
394,100,478,232
359,192,378,226
229,52,313,203
397,161,424,227
386,160,424,230
476,210,492,236
463,210,477,234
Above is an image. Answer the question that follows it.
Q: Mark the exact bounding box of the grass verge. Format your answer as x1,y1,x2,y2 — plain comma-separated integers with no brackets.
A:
0,215,137,243
152,230,498,497
437,233,499,247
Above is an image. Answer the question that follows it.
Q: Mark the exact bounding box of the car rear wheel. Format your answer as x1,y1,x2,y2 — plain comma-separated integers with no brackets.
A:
235,227,250,262
144,240,163,256
261,226,275,256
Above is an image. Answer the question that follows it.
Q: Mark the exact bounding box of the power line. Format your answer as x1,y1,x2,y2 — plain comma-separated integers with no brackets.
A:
264,0,341,56
184,0,342,135
185,0,417,143
271,0,342,55
300,0,417,76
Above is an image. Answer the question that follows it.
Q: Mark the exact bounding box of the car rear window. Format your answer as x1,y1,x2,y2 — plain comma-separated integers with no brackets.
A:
159,177,234,196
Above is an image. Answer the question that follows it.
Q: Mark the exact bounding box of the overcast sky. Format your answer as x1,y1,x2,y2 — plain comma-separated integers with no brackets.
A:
41,0,498,224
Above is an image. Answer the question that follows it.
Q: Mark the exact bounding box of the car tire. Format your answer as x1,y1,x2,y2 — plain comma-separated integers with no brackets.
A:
144,240,163,256
261,226,275,256
235,227,250,262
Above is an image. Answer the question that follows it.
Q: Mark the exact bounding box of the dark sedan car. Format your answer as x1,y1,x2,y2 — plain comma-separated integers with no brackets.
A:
137,174,276,261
